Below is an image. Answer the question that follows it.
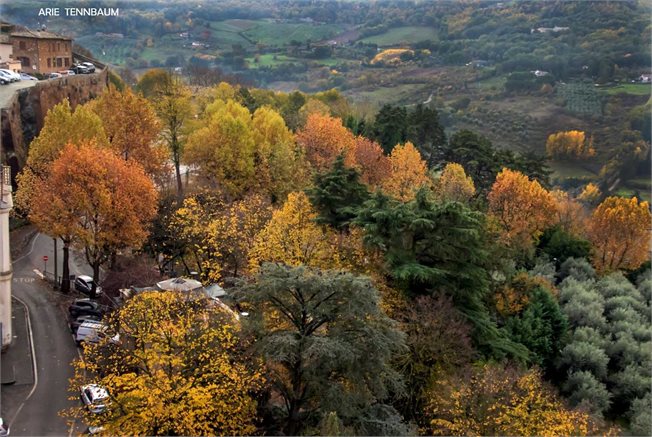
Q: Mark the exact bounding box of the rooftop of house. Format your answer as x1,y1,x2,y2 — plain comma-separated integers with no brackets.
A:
10,29,72,41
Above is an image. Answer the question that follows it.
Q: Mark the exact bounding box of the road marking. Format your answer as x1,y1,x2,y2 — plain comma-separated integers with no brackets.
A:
8,295,38,428
11,232,39,265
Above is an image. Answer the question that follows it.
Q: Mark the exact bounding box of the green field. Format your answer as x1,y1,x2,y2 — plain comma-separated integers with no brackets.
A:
360,26,438,46
243,21,343,46
244,54,298,68
347,83,429,107
598,83,652,96
548,161,597,180
75,35,139,66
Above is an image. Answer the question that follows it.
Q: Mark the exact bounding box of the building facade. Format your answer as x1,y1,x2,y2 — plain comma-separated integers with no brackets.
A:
10,30,72,74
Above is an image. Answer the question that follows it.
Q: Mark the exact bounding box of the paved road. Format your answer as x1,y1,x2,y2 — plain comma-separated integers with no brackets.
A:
2,231,90,435
0,80,37,109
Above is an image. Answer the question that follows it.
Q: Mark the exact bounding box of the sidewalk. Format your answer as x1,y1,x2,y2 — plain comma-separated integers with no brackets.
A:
0,297,35,425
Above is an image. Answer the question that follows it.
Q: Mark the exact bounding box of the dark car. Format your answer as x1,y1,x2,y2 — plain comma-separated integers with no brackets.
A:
69,314,102,333
68,299,106,318
75,275,103,296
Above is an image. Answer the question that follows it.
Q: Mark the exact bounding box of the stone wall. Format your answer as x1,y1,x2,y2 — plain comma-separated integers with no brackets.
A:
1,68,109,173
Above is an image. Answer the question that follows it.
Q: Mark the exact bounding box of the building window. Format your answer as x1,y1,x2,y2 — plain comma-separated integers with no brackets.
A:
19,41,25,50
64,57,70,67
19,57,29,67
47,58,51,68
57,42,60,51
56,58,62,67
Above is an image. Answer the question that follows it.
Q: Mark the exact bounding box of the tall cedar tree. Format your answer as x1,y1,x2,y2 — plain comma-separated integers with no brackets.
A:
372,104,408,154
236,263,409,436
356,188,527,359
438,130,550,191
307,154,370,232
406,104,447,166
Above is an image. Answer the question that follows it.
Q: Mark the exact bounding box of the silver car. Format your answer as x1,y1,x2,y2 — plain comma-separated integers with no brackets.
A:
80,384,110,413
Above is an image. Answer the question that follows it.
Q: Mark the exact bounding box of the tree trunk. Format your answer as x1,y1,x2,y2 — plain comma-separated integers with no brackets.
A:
174,160,183,198
90,261,101,299
61,242,71,293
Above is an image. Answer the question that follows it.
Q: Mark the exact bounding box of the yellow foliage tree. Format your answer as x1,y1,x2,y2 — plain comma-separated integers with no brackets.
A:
426,364,613,436
495,271,558,317
185,99,256,198
588,196,651,272
434,163,476,202
578,182,602,205
546,130,596,160
64,291,263,436
381,142,430,201
251,106,310,201
488,168,558,251
249,192,341,270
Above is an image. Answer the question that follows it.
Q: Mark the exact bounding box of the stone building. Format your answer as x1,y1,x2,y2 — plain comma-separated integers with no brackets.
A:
10,29,72,74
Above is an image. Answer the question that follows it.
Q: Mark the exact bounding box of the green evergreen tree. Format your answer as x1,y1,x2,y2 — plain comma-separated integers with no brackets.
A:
356,188,527,360
372,104,408,154
307,154,370,232
406,104,446,167
235,263,409,436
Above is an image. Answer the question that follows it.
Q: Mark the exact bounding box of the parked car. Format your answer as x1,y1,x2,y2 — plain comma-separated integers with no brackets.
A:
71,65,89,74
47,72,62,79
68,298,105,318
19,72,38,81
0,77,8,85
81,62,96,73
80,384,110,413
69,314,102,334
0,70,15,84
0,69,19,82
59,70,75,76
75,275,103,296
76,321,119,346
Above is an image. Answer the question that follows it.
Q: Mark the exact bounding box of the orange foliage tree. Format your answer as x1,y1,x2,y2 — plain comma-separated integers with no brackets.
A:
86,85,166,178
295,113,356,172
588,196,651,272
381,142,430,201
351,136,391,188
488,168,557,251
546,130,596,159
551,189,588,236
31,142,158,293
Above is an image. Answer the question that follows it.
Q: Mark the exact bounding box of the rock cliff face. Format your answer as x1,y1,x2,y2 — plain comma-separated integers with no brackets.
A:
1,69,109,176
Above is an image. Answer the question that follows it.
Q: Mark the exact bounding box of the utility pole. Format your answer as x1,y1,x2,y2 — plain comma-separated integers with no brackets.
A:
53,238,58,289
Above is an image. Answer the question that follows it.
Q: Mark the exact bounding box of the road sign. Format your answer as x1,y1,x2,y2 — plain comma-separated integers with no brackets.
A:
43,255,49,262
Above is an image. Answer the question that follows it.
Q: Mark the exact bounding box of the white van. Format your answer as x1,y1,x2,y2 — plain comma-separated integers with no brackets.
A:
75,321,119,346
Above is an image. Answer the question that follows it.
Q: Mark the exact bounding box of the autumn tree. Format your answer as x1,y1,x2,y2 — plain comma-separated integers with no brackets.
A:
381,142,430,201
434,162,476,202
136,68,172,98
578,182,602,205
249,192,340,270
16,101,110,292
488,168,558,252
32,143,158,295
251,106,309,201
295,112,356,172
426,364,608,436
153,74,193,196
352,136,391,188
235,263,408,435
546,130,596,160
86,85,166,178
66,291,263,435
406,103,447,166
588,196,651,272
185,99,256,198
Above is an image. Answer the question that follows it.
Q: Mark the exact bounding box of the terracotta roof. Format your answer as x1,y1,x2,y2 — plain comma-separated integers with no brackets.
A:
10,30,72,40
